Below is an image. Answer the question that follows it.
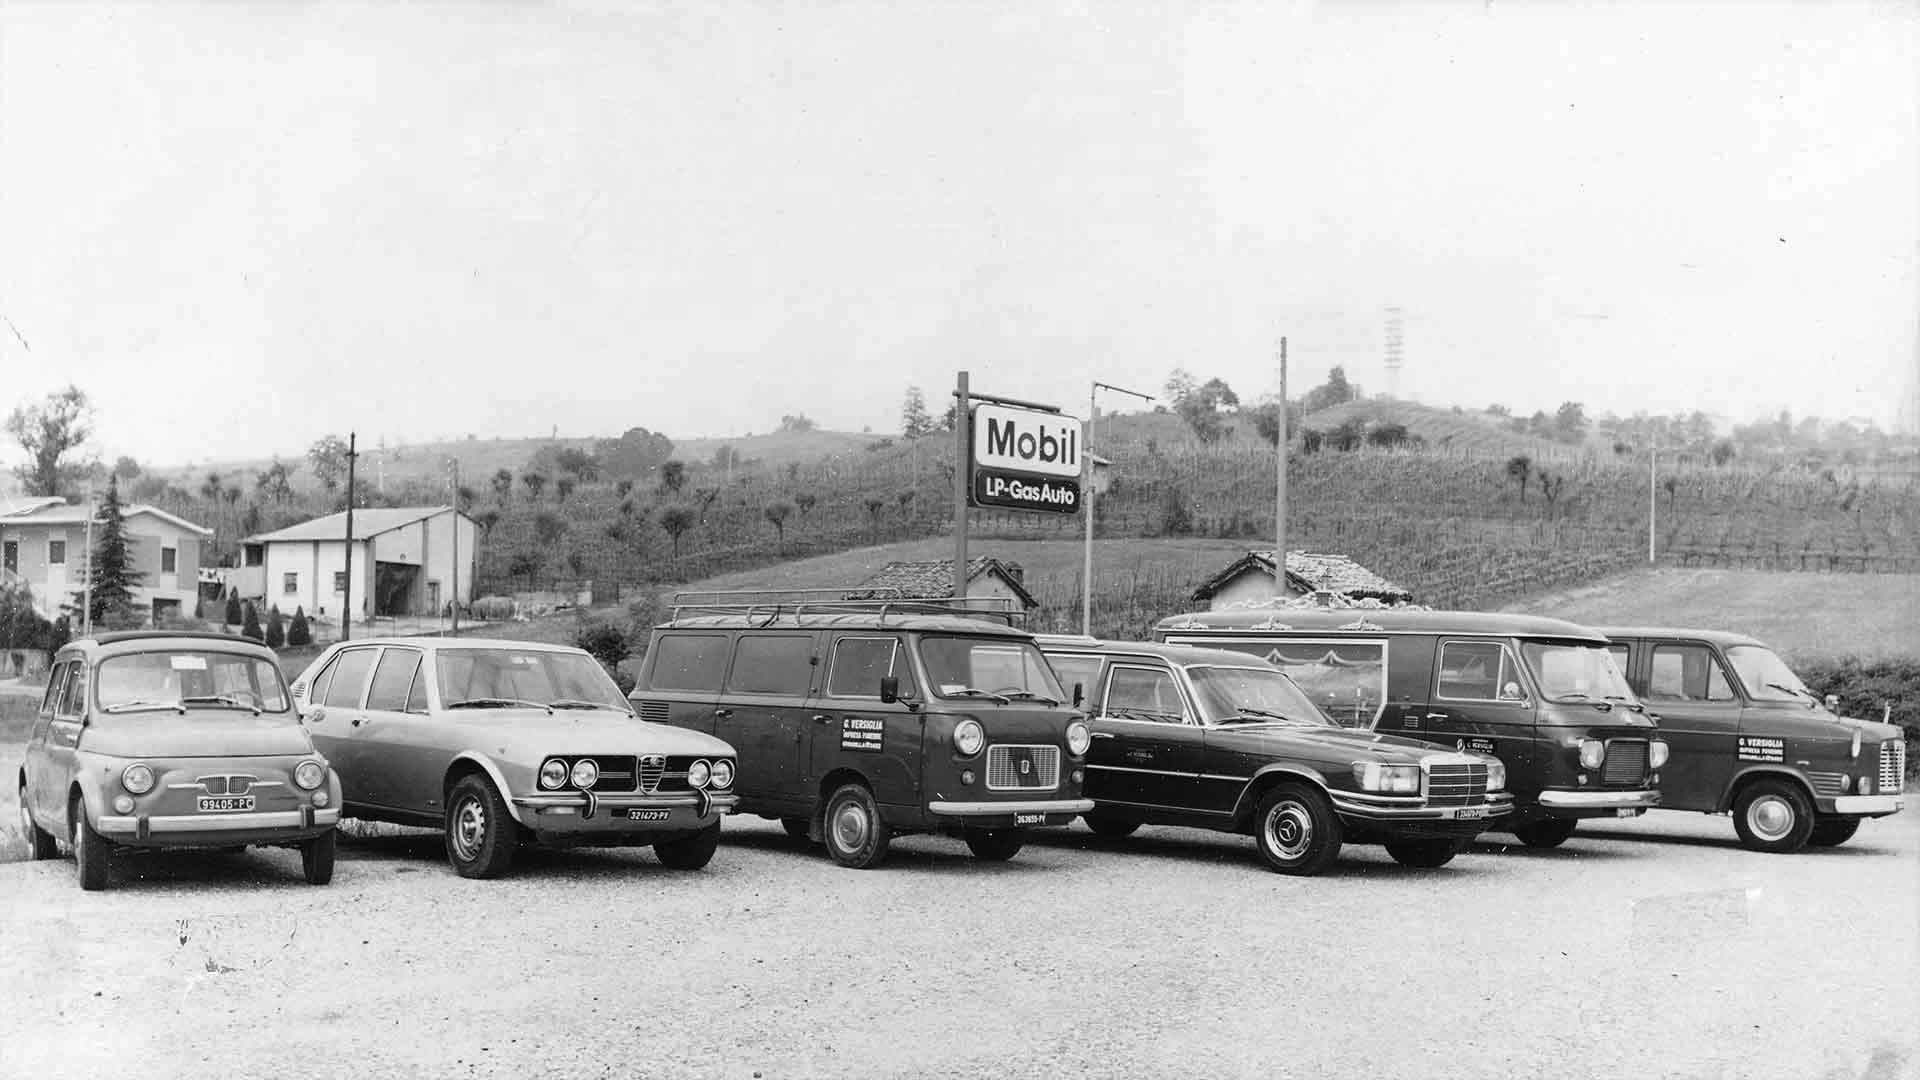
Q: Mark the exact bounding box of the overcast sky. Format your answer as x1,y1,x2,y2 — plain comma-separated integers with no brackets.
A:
2,0,1916,470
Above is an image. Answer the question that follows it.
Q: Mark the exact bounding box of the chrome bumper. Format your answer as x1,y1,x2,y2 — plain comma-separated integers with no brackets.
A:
1331,791,1514,820
1537,789,1661,810
513,791,738,815
1831,795,1904,815
98,807,340,835
928,798,1096,816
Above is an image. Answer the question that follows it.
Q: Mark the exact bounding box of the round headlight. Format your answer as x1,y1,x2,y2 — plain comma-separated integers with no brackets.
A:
539,759,568,790
1648,740,1670,770
121,763,155,795
709,759,734,789
294,760,326,791
687,759,711,789
1066,721,1091,757
954,720,985,757
1578,739,1606,771
571,758,599,790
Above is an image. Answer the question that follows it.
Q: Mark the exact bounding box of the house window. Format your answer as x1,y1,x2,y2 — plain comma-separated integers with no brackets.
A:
333,572,347,593
161,547,177,573
284,572,299,594
48,540,65,565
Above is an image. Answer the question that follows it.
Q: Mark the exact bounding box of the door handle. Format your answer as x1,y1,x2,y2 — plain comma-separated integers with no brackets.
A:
1424,712,1449,721
713,708,733,719
813,714,834,725
1090,732,1115,740
308,708,327,723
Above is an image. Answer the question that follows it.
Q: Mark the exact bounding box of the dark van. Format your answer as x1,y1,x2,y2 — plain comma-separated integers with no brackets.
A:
634,593,1093,869
1156,609,1667,849
1594,626,1906,852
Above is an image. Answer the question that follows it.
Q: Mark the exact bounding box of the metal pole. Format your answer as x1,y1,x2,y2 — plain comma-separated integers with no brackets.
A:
1648,443,1657,563
342,433,358,642
1275,336,1288,600
1082,388,1096,635
82,480,95,636
953,371,970,602
450,458,461,636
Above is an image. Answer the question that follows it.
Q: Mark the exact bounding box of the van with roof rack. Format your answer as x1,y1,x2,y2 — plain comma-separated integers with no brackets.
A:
1155,609,1667,849
633,590,1093,868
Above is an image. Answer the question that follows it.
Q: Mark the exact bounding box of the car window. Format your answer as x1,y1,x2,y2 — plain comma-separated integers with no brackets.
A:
726,635,813,696
322,648,379,709
1045,655,1102,704
1648,644,1736,702
58,664,87,716
1237,639,1387,729
40,661,70,714
366,648,424,711
1436,641,1525,702
307,657,338,706
1102,665,1188,724
405,666,430,712
827,636,918,699
1607,644,1631,678
649,634,731,693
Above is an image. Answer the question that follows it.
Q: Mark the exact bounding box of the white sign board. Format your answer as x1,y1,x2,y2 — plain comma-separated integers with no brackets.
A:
972,403,1083,480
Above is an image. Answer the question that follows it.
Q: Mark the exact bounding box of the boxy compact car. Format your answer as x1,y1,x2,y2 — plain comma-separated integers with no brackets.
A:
1158,609,1668,849
292,638,739,877
17,631,342,891
634,594,1093,869
1595,626,1906,852
1038,636,1512,874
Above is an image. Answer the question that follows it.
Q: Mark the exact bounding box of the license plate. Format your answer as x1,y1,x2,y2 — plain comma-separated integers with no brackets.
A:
196,796,255,813
1013,813,1048,826
626,809,670,822
1616,808,1640,818
1448,806,1488,820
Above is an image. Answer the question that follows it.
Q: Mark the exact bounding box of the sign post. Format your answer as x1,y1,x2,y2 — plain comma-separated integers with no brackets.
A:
951,378,1081,611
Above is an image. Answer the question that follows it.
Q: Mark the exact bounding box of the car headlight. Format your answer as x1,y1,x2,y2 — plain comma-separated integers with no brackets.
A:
293,760,326,791
1353,762,1421,794
539,759,568,790
121,763,155,795
1065,721,1091,757
1578,739,1606,770
1648,740,1670,770
687,759,711,789
1485,760,1507,792
709,759,734,789
571,758,599,790
953,719,985,757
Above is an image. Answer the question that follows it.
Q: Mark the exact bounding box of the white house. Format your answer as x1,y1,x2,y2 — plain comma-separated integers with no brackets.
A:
0,500,212,623
238,506,478,621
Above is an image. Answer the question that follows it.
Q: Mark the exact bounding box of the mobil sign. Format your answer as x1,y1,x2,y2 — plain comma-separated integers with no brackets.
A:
969,403,1082,515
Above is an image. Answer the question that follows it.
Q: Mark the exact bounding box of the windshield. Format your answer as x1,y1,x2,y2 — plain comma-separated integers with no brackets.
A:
918,636,1066,703
1188,666,1334,727
96,650,291,714
1726,645,1815,704
435,649,631,711
1519,642,1635,703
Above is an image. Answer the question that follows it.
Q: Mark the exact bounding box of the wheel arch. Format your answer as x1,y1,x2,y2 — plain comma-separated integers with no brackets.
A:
1722,766,1817,814
445,753,526,825
1229,764,1332,831
818,766,872,803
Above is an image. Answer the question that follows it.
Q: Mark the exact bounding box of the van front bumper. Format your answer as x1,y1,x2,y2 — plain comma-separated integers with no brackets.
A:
1830,794,1904,816
928,798,1094,828
1536,788,1661,816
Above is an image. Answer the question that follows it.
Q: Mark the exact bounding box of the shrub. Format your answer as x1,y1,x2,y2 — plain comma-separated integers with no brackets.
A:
287,606,312,647
471,596,517,621
573,620,633,669
241,602,264,642
265,605,285,649
224,592,242,627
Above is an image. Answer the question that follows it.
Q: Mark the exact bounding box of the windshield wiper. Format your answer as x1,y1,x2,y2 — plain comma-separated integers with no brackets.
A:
181,695,262,716
446,697,554,714
1000,690,1061,707
947,687,1012,705
1219,707,1312,726
550,700,627,712
1766,682,1818,708
102,699,186,715
1105,706,1184,723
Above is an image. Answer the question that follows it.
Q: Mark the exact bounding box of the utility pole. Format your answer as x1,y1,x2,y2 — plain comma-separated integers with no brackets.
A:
1082,380,1154,635
342,433,358,641
952,370,970,602
81,479,95,637
1274,336,1289,600
450,457,462,635
1648,440,1657,563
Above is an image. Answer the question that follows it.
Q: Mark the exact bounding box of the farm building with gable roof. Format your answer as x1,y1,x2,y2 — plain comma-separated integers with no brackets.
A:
1191,550,1412,610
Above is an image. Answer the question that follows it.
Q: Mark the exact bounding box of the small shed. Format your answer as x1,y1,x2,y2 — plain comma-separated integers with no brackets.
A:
1191,550,1412,610
846,557,1039,611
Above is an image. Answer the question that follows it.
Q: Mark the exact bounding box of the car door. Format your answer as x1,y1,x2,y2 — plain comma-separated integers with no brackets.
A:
1422,638,1536,779
718,632,817,812
43,659,90,828
1093,662,1205,811
1636,639,1740,811
304,646,382,808
24,660,70,824
812,633,921,812
353,645,436,814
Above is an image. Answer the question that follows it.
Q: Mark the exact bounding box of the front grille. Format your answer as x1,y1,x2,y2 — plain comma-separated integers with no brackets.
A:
1602,739,1649,786
578,755,637,793
1881,741,1907,794
1808,771,1847,797
985,745,1059,792
637,700,669,724
1426,763,1489,806
638,755,667,793
200,775,255,796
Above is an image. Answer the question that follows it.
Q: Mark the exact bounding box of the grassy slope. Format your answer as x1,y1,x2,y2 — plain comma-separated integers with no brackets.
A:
1500,568,1920,661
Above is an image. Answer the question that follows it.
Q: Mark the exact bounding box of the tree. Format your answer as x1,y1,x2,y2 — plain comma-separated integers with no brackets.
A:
1329,418,1367,452
864,496,886,538
241,601,264,642
659,505,695,556
901,386,934,439
224,591,242,627
573,620,636,693
491,467,514,505
1505,454,1533,500
711,445,740,470
308,435,351,492
112,455,142,480
533,511,567,546
659,459,686,493
287,606,311,647
779,413,817,433
794,492,817,516
1486,403,1510,417
265,605,285,648
595,427,674,479
0,582,58,662
1172,377,1239,444
615,479,634,498
1301,367,1359,414
508,551,540,588
522,472,547,500
7,384,95,497
255,460,295,503
555,476,576,502
1299,428,1324,454
1251,398,1303,447
1367,422,1411,448
83,475,143,628
1711,439,1737,467
1554,401,1589,443
1539,470,1566,516
764,499,794,546
1162,368,1198,405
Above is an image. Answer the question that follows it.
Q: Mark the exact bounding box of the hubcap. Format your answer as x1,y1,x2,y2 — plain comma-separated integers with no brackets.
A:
1749,796,1794,841
832,801,870,852
1264,801,1313,861
451,796,487,861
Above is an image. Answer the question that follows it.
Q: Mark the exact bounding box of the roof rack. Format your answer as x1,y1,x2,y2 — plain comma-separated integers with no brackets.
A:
669,587,1025,628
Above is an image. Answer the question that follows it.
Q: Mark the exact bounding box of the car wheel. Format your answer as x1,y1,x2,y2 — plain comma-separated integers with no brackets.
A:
1384,838,1461,868
821,783,891,869
654,822,722,870
1806,816,1861,848
1733,779,1814,853
1082,813,1140,839
1512,818,1578,849
779,816,811,841
963,827,1025,862
301,830,337,885
71,798,110,892
1252,783,1342,876
19,782,57,861
444,774,517,879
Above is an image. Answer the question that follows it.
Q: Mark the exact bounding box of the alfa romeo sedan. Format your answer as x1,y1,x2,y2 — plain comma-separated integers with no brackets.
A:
1039,636,1513,875
18,631,342,891
291,638,739,878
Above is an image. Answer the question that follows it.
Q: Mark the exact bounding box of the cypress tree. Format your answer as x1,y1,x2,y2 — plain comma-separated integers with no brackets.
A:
85,475,143,628
224,591,241,627
241,601,264,641
264,605,285,649
287,606,311,647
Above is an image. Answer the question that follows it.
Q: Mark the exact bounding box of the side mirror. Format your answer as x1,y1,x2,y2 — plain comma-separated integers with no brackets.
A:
879,676,899,705
1072,682,1084,708
1500,681,1525,702
1824,693,1840,710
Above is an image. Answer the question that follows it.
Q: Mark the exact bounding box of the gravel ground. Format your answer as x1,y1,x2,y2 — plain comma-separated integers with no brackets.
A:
3,810,1915,1080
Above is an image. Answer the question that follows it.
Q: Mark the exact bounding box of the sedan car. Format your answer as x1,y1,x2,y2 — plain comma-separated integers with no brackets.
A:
291,637,739,878
18,631,342,891
1038,636,1513,875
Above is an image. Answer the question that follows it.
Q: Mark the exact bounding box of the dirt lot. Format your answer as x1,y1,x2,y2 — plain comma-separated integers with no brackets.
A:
3,809,1914,1080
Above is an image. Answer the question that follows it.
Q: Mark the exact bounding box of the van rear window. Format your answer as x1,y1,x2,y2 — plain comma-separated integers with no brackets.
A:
727,635,813,696
650,634,731,693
